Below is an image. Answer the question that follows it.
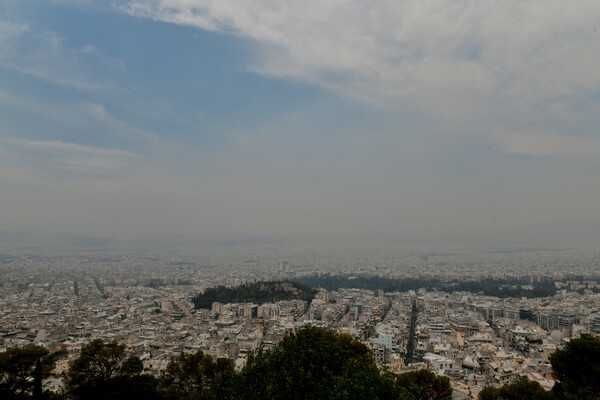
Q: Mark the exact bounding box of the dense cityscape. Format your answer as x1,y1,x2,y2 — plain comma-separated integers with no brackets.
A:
1,245,599,398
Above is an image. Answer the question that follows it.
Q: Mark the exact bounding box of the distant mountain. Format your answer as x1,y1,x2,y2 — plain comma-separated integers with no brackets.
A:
123,233,323,247
0,230,119,250
1,218,598,252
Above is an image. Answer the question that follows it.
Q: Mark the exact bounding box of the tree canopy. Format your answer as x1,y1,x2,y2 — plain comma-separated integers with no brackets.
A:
65,339,159,400
549,334,600,400
478,378,555,400
293,275,558,298
193,281,315,310
236,325,399,400
396,369,452,400
0,345,55,400
158,349,235,400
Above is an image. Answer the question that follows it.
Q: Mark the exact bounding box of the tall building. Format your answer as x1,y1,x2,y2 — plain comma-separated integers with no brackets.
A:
279,261,289,273
588,312,600,335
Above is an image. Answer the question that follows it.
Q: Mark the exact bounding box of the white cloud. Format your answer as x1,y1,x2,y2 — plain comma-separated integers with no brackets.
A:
4,137,137,158
121,0,600,112
493,132,600,157
1,138,138,177
0,20,29,46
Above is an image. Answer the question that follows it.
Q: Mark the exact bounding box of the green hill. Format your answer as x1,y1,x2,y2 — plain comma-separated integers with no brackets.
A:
192,281,316,309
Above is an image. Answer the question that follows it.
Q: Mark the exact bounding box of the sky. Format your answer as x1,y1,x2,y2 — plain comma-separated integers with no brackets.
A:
1,0,599,245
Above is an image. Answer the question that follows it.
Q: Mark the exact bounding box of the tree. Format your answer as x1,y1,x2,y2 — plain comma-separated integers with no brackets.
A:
0,345,55,400
479,386,500,400
478,379,555,400
331,359,400,400
234,325,399,400
549,333,600,400
65,339,159,400
158,350,235,400
32,359,42,400
396,369,452,400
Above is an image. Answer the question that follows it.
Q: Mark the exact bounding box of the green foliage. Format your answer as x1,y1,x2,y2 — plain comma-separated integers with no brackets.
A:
479,386,500,400
293,275,557,298
549,334,600,400
158,350,235,400
65,339,159,400
331,360,400,400
478,379,555,400
0,344,55,400
396,369,452,400
294,275,436,293
193,281,316,309
235,325,398,400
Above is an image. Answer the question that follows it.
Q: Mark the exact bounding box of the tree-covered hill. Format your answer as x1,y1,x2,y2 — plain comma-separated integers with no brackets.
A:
293,275,558,298
192,281,316,309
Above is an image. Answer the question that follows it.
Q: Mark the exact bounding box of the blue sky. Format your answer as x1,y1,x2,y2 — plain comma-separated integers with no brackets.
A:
1,0,600,245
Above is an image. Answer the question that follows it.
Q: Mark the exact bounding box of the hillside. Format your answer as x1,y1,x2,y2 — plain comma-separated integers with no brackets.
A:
192,281,316,309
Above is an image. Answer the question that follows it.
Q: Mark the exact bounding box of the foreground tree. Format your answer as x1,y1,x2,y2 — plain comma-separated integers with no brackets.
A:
396,369,452,400
158,350,235,400
32,359,43,400
65,339,159,400
235,325,400,400
549,334,600,400
0,345,55,400
478,379,555,400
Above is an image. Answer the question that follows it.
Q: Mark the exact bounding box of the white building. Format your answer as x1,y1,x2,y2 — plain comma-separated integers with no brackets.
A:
423,353,456,374
372,331,397,352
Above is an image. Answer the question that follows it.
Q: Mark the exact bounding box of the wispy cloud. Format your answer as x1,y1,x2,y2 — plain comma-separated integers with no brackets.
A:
84,102,160,143
2,138,138,177
493,132,600,157
5,138,137,158
0,20,125,91
0,90,159,144
0,20,30,48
